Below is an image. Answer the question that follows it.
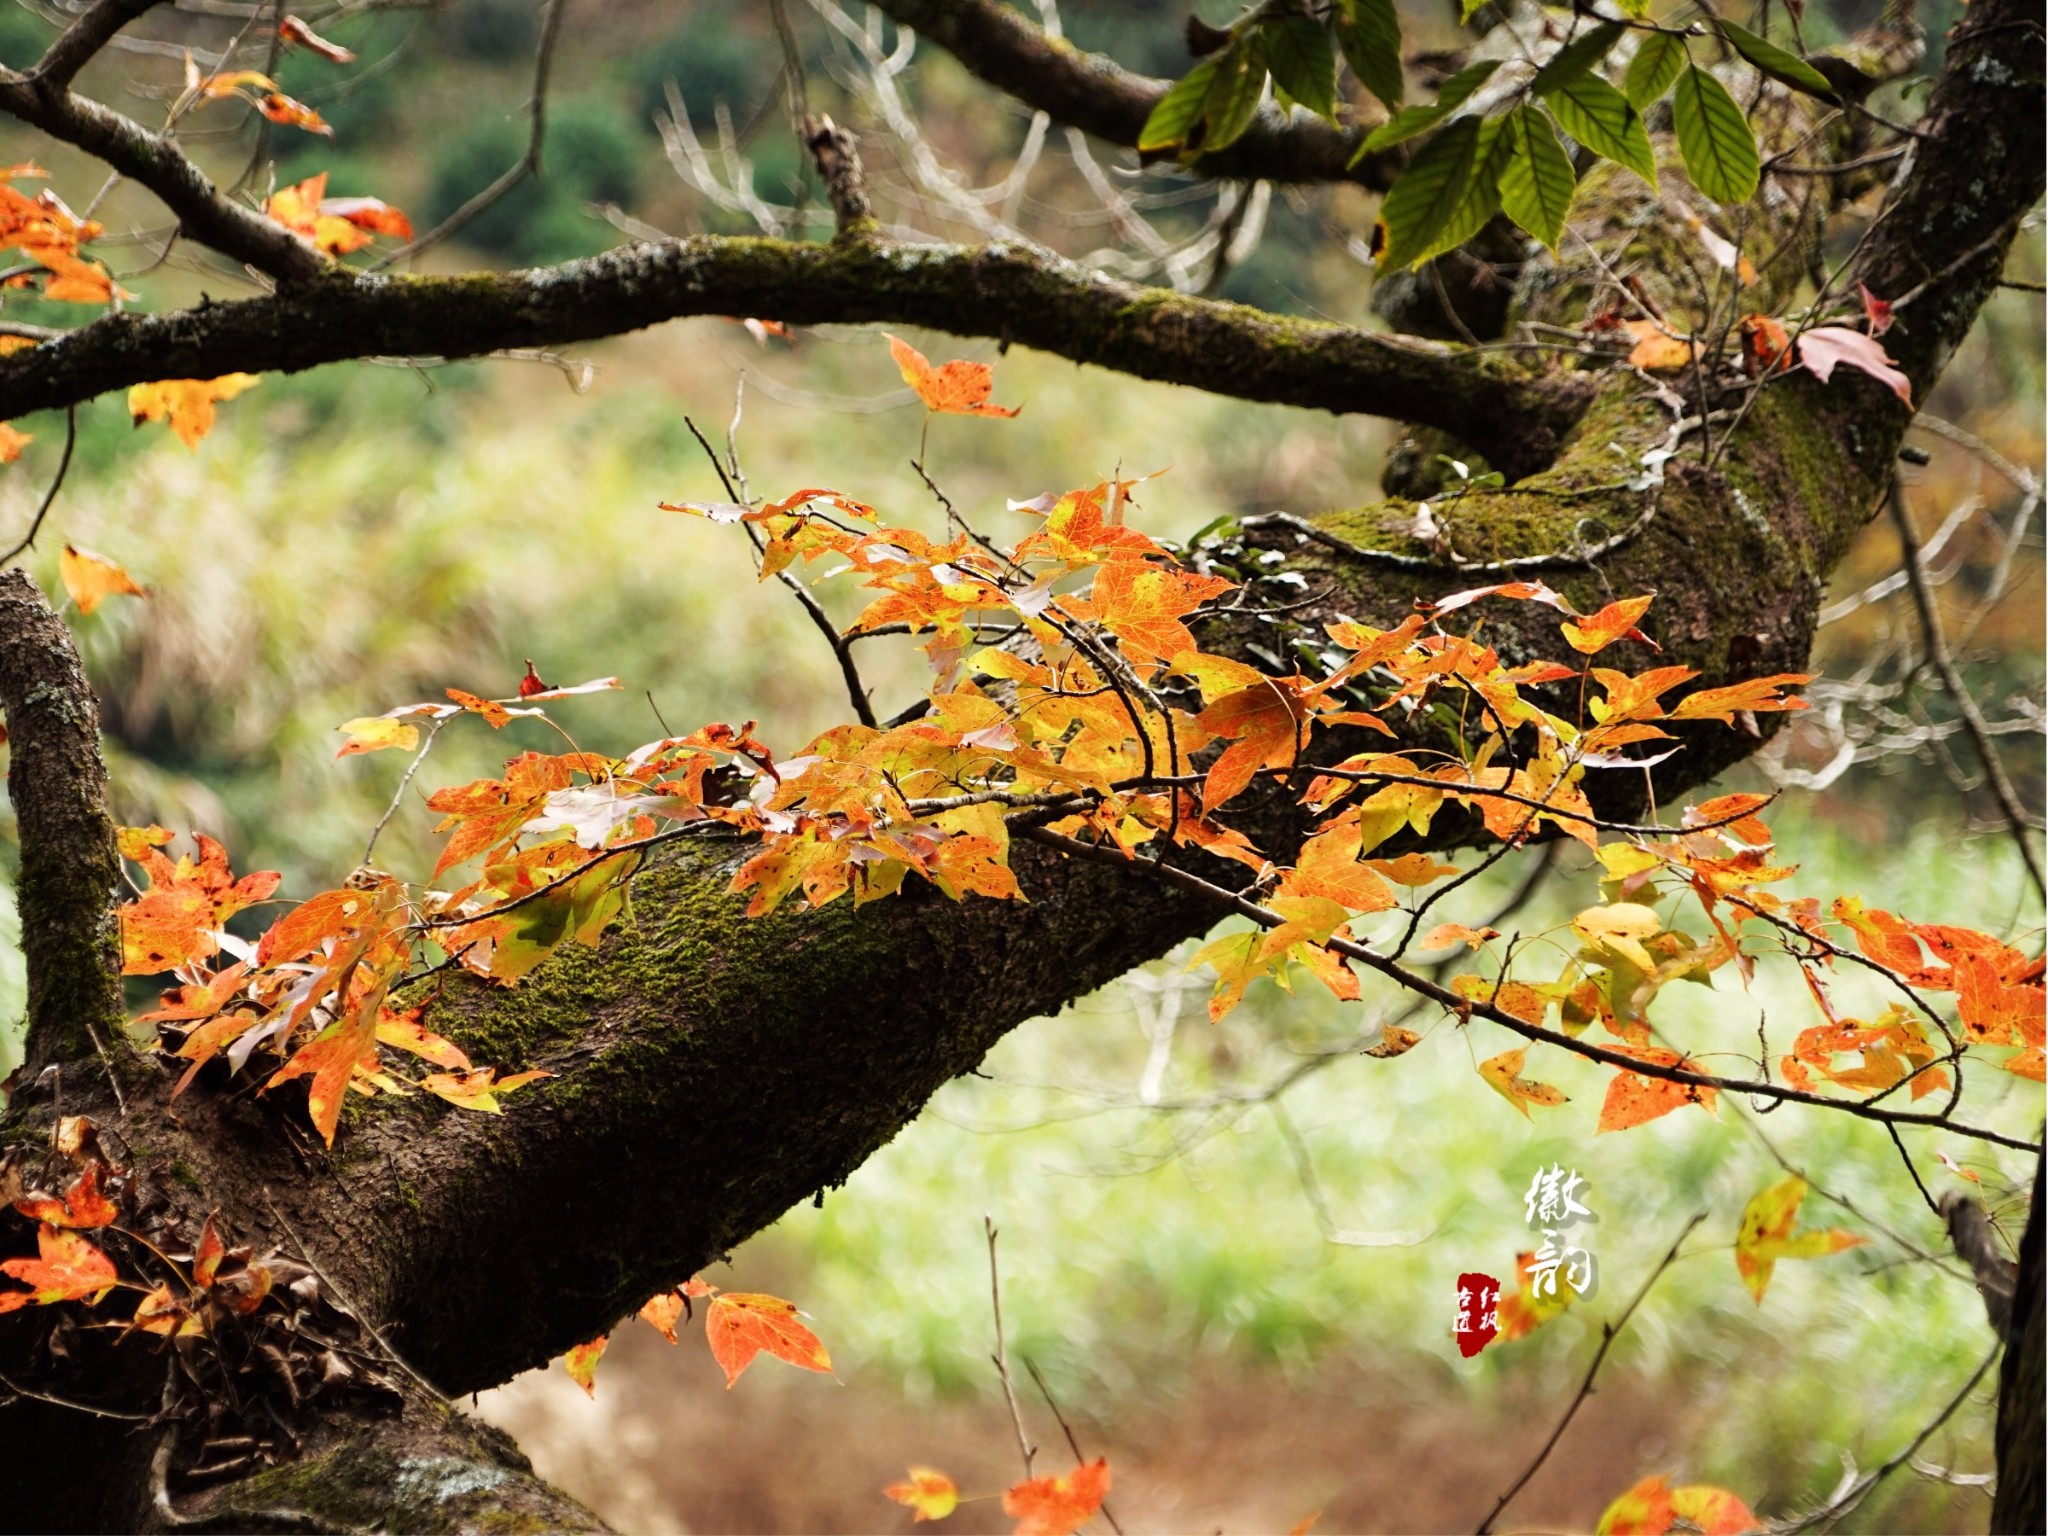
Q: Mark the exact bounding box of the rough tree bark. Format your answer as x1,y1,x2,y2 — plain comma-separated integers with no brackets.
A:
0,0,2040,1528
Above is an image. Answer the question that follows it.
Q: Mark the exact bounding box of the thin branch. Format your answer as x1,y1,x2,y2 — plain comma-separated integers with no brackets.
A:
1023,826,2042,1153
1475,1213,1707,1534
681,414,876,727
1888,479,2046,897
28,0,161,91
0,403,77,566
0,236,1584,475
984,1216,1036,1479
1020,1357,1124,1536
371,0,566,267
1771,1347,2002,1531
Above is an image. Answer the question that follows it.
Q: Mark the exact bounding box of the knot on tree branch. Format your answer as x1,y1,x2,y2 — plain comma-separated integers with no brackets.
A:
0,567,124,1081
805,114,874,236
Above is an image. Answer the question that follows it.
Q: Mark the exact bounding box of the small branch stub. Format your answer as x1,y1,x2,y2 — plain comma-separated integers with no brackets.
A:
805,114,874,235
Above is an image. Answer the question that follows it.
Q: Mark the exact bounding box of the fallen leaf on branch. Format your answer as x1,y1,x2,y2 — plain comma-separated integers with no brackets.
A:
1796,325,1911,404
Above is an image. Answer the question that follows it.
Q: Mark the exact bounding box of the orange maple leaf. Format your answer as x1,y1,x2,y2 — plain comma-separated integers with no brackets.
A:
888,334,1020,417
263,992,382,1146
1003,1458,1111,1536
129,374,261,448
564,1334,608,1395
1622,320,1697,371
1597,1046,1716,1133
639,1291,687,1343
59,544,146,615
266,173,412,256
704,1291,832,1388
1195,677,1308,814
12,1163,117,1229
0,1223,118,1311
884,1467,960,1523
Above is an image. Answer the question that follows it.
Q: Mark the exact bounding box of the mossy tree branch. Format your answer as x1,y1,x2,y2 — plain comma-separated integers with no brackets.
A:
0,236,1588,477
866,0,1401,189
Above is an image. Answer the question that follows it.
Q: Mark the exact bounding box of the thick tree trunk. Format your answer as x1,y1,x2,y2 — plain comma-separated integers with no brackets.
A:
1991,1155,2043,1535
0,1,2039,1526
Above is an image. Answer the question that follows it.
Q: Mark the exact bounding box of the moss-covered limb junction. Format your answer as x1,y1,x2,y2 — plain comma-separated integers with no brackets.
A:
0,234,1586,477
864,0,1401,189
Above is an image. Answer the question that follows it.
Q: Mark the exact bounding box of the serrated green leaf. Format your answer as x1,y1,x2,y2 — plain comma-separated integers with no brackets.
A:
1361,58,1500,153
1138,56,1221,151
1415,116,1511,264
1335,0,1403,110
1200,39,1269,153
1546,73,1657,186
1499,105,1577,249
1624,30,1688,109
1672,64,1760,204
1379,114,1485,270
1262,13,1337,121
1718,20,1835,99
1530,20,1625,94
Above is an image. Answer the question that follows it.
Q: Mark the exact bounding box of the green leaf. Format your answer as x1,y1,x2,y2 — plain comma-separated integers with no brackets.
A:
1610,0,1653,16
1546,74,1657,186
1379,114,1485,270
1717,20,1835,99
1262,13,1337,121
1200,39,1269,153
1498,105,1577,250
1361,59,1499,153
1623,30,1688,109
1530,20,1626,94
1138,56,1220,151
1672,64,1760,204
1334,0,1404,110
1459,0,1490,19
1415,116,1511,265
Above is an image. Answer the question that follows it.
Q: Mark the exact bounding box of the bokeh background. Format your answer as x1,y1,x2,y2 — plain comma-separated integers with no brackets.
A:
0,0,2039,1531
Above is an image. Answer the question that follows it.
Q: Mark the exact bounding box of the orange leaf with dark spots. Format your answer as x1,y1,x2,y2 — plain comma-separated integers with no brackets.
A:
705,1291,832,1387
888,335,1020,417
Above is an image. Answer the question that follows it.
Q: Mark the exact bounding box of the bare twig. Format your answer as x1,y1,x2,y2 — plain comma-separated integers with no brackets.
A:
985,1216,1036,1479
1475,1213,1706,1534
1888,479,2046,897
371,0,567,266
0,404,78,566
1020,1357,1123,1535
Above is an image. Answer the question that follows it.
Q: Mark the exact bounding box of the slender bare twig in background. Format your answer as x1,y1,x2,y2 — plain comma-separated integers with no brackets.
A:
680,415,877,727
0,405,78,567
985,1216,1037,1479
373,0,567,267
1888,479,2046,897
1474,1213,1707,1535
357,713,450,873
1020,1357,1124,1534
1769,1346,2002,1531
